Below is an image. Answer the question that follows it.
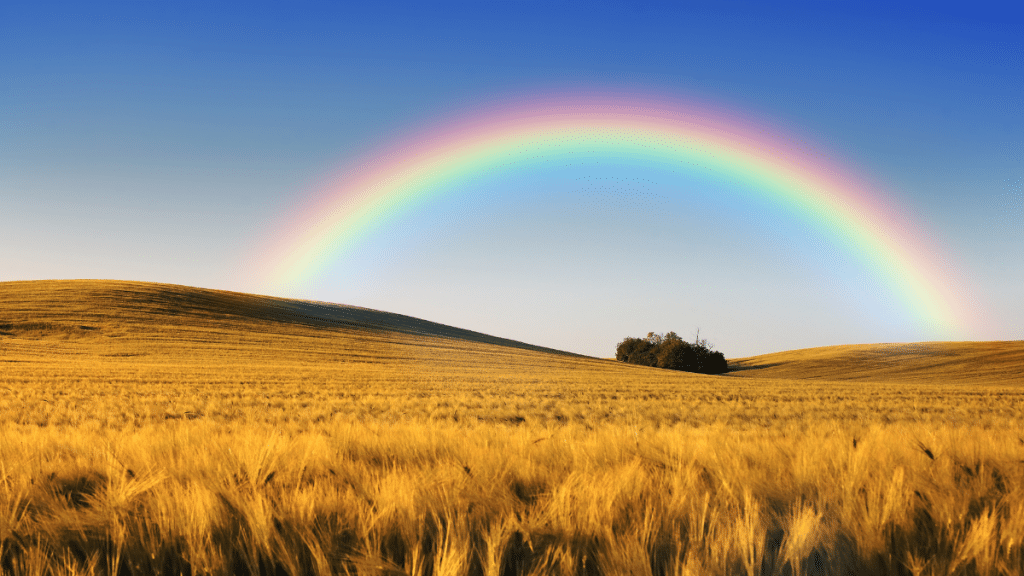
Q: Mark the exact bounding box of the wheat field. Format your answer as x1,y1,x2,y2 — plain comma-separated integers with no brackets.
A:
2,280,1023,576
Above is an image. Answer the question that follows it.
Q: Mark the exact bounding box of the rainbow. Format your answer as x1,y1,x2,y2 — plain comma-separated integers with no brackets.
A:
257,92,974,335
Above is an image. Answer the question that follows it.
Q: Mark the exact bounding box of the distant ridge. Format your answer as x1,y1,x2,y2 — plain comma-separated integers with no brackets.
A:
0,279,583,357
728,341,1024,384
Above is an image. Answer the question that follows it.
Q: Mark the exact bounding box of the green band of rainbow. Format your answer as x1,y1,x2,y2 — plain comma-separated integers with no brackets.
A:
257,93,975,335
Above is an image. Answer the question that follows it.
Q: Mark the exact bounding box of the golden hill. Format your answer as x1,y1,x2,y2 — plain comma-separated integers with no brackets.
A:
1,279,1021,431
3,279,1019,383
0,278,580,356
729,340,1024,384
1,279,720,429
3,280,1024,575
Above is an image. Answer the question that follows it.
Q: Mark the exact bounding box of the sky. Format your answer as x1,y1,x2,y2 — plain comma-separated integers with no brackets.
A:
2,1,1021,358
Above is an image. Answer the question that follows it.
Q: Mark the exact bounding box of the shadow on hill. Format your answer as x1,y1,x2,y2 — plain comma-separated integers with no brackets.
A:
723,361,784,372
0,280,585,358
259,297,586,357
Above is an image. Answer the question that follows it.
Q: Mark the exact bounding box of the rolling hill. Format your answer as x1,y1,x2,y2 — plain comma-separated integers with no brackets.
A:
0,279,579,356
2,280,712,429
728,340,1024,384
3,279,1019,386
4,278,1019,385
2,280,1024,575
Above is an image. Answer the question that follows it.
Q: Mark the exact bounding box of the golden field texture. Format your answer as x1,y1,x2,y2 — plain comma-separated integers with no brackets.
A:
2,280,1024,576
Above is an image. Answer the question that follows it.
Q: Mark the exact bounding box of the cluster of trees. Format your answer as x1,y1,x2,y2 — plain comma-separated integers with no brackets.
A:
615,331,728,374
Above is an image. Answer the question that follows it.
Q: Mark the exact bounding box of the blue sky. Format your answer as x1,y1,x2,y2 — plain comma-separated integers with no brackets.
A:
2,1,1021,357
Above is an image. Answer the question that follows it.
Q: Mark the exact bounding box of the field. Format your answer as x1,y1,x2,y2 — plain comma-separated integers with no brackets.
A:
2,280,1024,576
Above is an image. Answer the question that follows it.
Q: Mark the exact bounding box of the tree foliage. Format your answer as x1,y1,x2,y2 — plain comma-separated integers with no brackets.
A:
615,331,728,374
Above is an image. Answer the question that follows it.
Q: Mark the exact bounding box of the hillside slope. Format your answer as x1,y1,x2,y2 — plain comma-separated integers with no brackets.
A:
728,340,1024,384
3,280,1020,386
2,280,1023,431
1,279,733,428
0,279,577,357
3,282,1024,576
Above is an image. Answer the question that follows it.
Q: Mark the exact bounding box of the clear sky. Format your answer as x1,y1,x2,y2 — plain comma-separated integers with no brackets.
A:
2,1,1021,358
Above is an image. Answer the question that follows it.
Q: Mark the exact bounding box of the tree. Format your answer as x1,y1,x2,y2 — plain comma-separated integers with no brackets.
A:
615,336,656,366
615,330,728,374
656,338,697,370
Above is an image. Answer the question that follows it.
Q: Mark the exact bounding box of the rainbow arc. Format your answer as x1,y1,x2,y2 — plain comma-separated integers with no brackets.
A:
257,93,973,335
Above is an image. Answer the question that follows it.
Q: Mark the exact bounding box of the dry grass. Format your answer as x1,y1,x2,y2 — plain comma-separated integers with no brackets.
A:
1,280,1023,575
729,342,1024,385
